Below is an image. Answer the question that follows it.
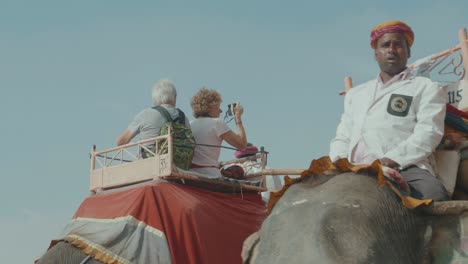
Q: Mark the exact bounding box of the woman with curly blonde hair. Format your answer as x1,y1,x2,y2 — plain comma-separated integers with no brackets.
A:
190,87,248,178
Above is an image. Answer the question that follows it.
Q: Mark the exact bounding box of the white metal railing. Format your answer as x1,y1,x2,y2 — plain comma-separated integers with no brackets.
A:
88,128,272,193
91,135,170,170
89,128,174,192
219,151,267,171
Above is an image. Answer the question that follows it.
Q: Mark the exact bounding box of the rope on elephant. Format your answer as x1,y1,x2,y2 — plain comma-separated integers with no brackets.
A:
267,156,433,213
79,255,91,264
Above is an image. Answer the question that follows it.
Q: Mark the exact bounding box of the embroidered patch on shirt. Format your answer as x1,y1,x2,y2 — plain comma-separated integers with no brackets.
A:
387,94,413,117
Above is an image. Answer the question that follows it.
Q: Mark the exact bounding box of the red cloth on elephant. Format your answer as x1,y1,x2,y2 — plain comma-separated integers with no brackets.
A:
447,103,468,119
59,182,267,264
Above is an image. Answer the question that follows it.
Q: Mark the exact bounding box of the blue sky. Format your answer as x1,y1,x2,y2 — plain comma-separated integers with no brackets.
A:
1,0,467,262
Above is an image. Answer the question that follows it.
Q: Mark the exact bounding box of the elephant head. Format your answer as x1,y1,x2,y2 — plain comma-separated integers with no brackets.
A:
37,241,102,264
243,171,465,264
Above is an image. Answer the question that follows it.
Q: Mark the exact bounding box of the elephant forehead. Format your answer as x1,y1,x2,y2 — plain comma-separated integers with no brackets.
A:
272,172,386,213
254,172,427,264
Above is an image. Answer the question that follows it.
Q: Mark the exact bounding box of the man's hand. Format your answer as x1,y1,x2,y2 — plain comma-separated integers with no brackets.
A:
379,157,400,169
441,133,464,150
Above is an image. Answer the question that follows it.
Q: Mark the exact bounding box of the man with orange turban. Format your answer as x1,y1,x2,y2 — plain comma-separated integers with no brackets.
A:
330,20,449,202
370,20,414,49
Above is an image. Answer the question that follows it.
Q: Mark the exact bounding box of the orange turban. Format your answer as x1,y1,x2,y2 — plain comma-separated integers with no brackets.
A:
370,20,414,49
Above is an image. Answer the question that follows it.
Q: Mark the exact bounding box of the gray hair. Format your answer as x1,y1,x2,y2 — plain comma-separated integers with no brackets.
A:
151,79,177,105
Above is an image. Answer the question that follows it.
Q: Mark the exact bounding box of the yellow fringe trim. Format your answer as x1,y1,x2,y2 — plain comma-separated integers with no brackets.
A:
64,236,129,264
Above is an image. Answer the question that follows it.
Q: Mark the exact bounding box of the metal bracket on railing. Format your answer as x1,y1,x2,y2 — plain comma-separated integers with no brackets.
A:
260,146,268,167
89,144,97,159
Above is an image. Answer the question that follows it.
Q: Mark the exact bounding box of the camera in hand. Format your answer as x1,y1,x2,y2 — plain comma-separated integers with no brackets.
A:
227,103,238,116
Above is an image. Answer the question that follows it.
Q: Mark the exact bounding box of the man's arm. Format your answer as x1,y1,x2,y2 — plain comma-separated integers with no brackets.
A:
330,92,353,161
384,82,445,169
116,129,137,146
379,157,400,168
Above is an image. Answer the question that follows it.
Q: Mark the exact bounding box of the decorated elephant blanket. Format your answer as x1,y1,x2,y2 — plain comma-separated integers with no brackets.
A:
268,156,433,213
50,182,267,264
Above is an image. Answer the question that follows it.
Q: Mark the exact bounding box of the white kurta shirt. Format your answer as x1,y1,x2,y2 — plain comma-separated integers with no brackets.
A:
351,71,410,164
329,74,446,176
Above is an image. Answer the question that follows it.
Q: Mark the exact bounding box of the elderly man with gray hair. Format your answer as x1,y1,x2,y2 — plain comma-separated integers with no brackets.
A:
116,80,191,153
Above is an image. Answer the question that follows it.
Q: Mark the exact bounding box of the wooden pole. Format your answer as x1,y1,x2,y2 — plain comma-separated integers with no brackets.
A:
344,76,353,90
456,28,468,111
260,147,268,188
90,145,97,192
459,28,468,80
219,154,261,167
339,76,353,95
338,37,468,95
93,134,169,156
168,126,173,175
90,145,96,172
427,200,468,215
408,42,465,70
430,44,461,61
246,168,306,177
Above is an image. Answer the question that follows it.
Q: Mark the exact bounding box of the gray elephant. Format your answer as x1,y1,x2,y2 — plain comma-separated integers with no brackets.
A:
243,171,467,264
37,241,102,264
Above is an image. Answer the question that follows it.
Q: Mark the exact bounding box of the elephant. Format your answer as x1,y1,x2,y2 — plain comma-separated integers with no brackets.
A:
242,171,467,264
37,241,102,264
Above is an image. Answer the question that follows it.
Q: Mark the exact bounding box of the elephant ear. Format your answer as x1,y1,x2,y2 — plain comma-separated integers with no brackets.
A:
37,241,100,264
241,231,260,264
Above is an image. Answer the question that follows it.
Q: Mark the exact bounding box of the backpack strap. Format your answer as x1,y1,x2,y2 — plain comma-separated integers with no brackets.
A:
153,106,186,125
153,106,175,123
174,109,186,125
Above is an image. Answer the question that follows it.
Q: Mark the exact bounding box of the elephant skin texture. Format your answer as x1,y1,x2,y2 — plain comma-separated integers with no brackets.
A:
245,172,463,264
37,241,103,264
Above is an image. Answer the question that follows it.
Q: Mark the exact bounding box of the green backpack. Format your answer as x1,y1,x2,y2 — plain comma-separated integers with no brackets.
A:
153,106,195,170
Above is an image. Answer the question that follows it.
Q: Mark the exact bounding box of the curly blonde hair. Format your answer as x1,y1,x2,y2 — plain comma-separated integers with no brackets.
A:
191,87,222,118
